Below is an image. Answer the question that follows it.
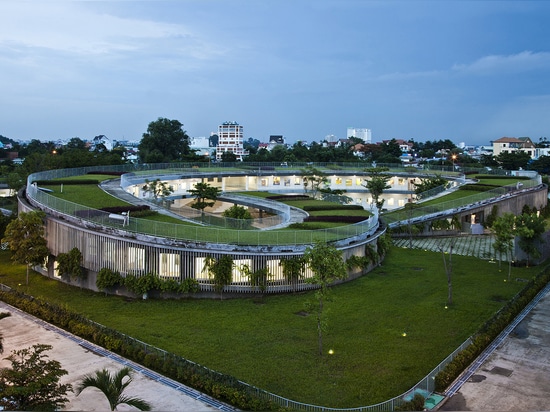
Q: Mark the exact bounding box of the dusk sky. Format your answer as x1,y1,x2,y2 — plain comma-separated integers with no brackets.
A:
1,1,550,146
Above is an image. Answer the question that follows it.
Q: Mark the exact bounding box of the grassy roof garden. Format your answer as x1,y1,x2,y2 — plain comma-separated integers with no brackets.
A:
0,247,539,407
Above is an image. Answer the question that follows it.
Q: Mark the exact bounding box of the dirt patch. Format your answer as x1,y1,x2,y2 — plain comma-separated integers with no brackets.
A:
295,310,309,317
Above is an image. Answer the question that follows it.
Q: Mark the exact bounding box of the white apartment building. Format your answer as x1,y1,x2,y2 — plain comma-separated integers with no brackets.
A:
215,121,248,161
347,127,372,144
492,137,536,158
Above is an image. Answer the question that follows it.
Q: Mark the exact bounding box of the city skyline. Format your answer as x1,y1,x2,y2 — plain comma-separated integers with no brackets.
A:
1,1,550,146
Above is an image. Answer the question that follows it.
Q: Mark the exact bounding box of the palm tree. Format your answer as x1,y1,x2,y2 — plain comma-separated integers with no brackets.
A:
75,367,151,411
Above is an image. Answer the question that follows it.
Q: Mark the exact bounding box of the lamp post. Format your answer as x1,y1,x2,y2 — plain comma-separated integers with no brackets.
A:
451,154,457,171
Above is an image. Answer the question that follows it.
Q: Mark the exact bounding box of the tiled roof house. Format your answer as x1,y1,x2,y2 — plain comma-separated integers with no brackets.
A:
492,137,536,158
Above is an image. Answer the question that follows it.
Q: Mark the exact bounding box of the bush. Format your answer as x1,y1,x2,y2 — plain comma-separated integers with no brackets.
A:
303,204,364,211
304,216,367,223
33,179,100,185
96,268,123,291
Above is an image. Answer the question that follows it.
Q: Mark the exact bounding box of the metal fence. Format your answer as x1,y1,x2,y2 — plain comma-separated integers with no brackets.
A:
26,167,379,246
383,178,542,227
0,281,471,412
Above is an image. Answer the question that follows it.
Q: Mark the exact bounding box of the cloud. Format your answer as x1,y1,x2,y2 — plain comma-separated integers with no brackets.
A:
452,51,550,75
0,2,222,60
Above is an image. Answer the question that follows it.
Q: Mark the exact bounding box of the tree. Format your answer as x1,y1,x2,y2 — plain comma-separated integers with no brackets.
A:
413,174,447,198
2,211,49,285
222,204,252,229
495,151,531,171
141,178,174,202
76,367,151,411
362,167,391,212
239,264,271,293
491,213,516,279
301,165,328,199
303,242,348,356
202,255,233,299
0,344,72,411
280,256,305,292
220,150,238,163
515,212,546,267
188,182,221,215
138,117,192,163
437,238,458,306
56,247,85,286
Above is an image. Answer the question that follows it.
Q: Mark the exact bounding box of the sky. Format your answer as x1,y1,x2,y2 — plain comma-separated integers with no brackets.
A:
1,0,550,147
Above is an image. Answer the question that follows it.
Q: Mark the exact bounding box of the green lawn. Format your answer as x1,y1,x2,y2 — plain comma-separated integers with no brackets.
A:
0,247,538,408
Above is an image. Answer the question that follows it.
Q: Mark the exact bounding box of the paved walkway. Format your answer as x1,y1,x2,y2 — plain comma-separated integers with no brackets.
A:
100,178,308,228
393,234,496,260
0,301,235,412
438,286,550,411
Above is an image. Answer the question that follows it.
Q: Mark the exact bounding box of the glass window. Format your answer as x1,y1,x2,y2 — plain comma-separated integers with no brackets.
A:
128,247,145,272
159,253,180,278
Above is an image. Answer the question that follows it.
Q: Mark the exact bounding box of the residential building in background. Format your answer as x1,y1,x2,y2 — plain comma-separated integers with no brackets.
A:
347,127,372,144
492,137,536,158
215,121,248,161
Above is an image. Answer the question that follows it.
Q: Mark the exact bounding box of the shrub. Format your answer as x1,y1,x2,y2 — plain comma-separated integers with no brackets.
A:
96,268,123,291
303,204,364,211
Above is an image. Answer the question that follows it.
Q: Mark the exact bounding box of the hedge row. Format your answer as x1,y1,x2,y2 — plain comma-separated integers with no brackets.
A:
99,205,151,214
303,204,364,211
34,179,100,185
473,175,530,180
434,264,550,391
0,290,279,411
87,171,125,176
266,194,310,201
304,216,367,223
458,184,502,192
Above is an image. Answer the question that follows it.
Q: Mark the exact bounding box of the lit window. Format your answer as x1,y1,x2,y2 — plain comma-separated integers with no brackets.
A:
159,253,180,278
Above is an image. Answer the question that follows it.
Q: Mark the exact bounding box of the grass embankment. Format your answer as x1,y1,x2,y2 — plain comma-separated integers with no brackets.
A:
41,177,190,225
0,247,536,407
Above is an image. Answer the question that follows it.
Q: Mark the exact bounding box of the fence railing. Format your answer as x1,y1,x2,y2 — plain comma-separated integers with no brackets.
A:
0,283,471,412
26,167,378,247
383,178,542,227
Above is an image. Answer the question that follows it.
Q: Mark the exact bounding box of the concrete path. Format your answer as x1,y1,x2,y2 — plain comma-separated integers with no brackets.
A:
0,301,234,412
438,288,550,411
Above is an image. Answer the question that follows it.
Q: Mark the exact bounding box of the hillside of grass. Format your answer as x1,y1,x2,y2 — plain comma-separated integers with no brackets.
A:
0,247,538,408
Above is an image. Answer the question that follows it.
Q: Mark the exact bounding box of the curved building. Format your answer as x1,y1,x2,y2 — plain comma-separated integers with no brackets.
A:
21,164,386,297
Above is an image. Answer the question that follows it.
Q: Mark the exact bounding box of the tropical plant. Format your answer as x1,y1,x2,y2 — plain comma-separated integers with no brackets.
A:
0,344,72,411
2,210,49,285
76,366,151,411
188,182,221,215
239,264,271,293
301,165,328,199
202,255,233,299
141,178,174,202
279,256,305,292
56,247,85,285
362,167,391,212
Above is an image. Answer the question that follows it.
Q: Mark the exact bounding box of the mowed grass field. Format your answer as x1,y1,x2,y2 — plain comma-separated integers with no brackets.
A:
0,247,538,408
